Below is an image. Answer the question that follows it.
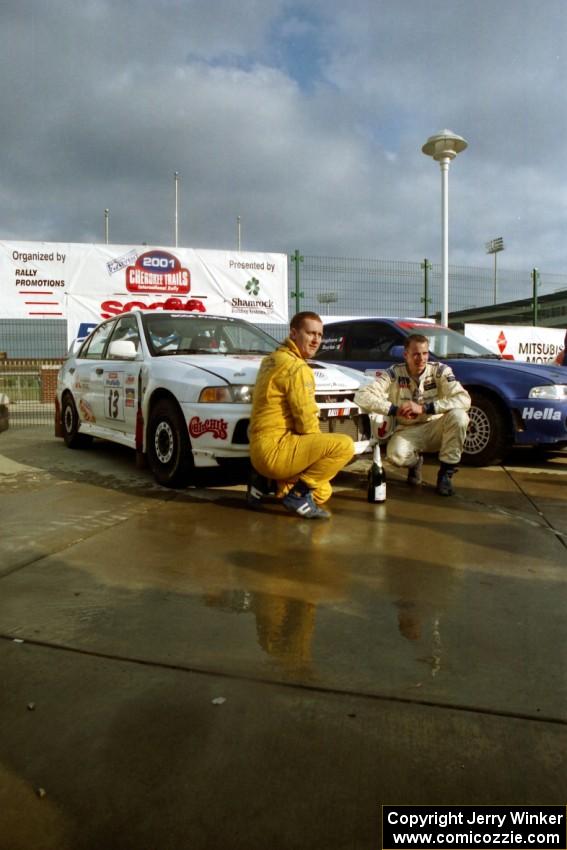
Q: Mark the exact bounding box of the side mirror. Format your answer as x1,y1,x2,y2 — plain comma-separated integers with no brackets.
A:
108,340,138,360
390,345,405,360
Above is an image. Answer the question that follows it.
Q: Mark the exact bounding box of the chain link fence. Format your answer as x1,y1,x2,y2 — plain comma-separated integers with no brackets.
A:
288,255,564,317
264,255,567,338
0,319,66,427
1,255,566,427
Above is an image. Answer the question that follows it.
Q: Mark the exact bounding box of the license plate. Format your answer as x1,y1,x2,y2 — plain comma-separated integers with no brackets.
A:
327,407,347,417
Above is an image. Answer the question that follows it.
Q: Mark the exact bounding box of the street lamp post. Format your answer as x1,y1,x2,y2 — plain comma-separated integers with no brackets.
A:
485,237,505,304
422,130,468,327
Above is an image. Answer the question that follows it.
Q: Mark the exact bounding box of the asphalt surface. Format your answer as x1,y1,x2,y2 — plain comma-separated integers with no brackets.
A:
0,428,566,850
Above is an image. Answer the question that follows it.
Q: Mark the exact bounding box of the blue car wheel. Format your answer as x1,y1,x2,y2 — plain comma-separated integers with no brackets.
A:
463,392,509,466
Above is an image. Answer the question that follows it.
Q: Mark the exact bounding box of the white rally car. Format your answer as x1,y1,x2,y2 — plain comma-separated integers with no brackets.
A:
55,311,372,487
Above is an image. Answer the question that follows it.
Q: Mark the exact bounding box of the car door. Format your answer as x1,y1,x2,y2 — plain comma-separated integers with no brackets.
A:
321,321,404,376
73,319,116,430
96,315,143,440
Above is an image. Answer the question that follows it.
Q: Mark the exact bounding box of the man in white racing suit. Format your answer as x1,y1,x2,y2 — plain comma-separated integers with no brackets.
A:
354,333,471,496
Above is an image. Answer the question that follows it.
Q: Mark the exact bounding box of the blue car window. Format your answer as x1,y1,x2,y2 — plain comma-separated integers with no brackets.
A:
346,323,400,360
319,331,346,360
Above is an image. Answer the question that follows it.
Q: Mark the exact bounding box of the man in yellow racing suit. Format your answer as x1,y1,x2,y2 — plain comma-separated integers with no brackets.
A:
247,312,354,519
354,333,471,496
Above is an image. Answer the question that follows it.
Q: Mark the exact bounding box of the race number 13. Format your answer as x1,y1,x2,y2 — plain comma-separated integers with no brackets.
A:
105,386,125,421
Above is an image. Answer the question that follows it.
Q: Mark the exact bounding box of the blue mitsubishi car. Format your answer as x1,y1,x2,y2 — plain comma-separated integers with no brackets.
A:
317,318,567,465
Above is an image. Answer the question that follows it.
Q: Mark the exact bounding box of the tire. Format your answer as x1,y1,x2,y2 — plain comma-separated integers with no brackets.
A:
62,395,93,449
462,391,509,466
147,399,194,488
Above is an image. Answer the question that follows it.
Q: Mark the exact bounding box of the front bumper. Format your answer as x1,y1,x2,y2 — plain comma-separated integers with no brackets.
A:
512,400,567,446
179,402,372,467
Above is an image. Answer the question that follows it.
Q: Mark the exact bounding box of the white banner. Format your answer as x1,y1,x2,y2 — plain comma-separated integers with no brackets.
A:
0,241,288,343
465,323,565,363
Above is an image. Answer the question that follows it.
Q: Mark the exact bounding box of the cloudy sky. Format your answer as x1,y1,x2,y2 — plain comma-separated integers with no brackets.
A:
2,0,566,274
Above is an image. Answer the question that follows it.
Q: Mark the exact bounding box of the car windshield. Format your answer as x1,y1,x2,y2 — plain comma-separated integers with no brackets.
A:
142,313,279,356
403,324,500,359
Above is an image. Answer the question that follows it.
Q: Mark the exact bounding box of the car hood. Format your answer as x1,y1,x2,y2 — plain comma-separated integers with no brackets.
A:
309,360,362,391
165,354,362,390
166,353,265,384
444,356,567,384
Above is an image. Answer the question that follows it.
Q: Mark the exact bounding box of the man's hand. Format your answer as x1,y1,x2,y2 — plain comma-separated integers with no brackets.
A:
398,401,424,419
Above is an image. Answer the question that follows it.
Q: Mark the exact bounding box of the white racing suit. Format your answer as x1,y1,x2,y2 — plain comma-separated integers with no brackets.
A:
354,362,471,467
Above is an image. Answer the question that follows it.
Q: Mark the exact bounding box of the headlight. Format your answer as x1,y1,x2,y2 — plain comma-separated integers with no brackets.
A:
528,385,567,400
198,384,253,403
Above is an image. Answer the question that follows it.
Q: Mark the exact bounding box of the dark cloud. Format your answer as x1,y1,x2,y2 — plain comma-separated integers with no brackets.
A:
1,0,566,276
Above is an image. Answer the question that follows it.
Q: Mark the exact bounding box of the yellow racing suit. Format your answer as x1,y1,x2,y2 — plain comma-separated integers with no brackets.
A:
249,338,354,504
354,361,471,467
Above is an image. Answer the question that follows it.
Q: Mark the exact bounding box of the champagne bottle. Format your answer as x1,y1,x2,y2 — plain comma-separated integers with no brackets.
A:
367,443,386,503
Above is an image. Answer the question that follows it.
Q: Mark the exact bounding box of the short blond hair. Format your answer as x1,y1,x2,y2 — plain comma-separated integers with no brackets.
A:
290,311,322,331
404,333,428,349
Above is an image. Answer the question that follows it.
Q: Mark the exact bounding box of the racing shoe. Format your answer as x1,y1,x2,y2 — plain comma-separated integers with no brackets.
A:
246,469,272,509
436,464,457,497
407,455,423,486
282,480,331,520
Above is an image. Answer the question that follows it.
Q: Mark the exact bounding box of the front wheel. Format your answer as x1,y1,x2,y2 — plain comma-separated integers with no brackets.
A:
462,392,510,466
62,395,93,449
147,399,194,487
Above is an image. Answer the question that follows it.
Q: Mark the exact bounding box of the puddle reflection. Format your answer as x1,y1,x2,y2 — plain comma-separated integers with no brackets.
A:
204,520,350,673
387,562,461,679
350,514,465,679
205,589,316,673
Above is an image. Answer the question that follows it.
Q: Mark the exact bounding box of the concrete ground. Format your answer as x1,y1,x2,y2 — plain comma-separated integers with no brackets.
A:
0,428,565,850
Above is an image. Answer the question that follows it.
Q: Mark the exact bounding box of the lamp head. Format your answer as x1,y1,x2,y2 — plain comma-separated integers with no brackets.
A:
422,130,468,161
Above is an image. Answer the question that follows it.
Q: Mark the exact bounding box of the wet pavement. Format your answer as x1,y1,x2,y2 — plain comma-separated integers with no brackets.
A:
0,428,566,849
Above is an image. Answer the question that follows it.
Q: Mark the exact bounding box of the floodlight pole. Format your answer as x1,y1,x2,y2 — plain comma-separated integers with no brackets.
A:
422,130,468,327
486,237,505,304
174,171,180,248
236,215,241,251
104,208,110,244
